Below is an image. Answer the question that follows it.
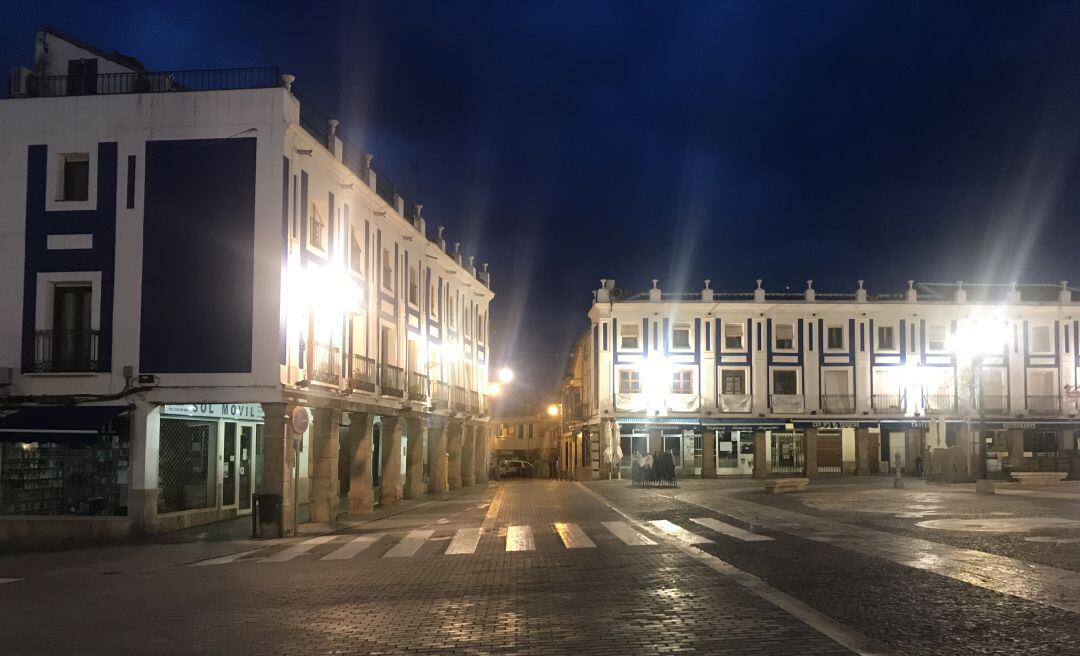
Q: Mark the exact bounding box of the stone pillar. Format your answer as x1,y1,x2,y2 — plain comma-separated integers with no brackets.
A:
855,428,871,476
310,407,341,523
128,400,160,535
474,424,489,483
701,429,717,478
347,413,374,514
648,428,662,454
427,420,448,494
447,421,463,490
259,402,296,537
752,430,769,479
804,428,818,478
404,416,426,500
1007,429,1024,468
379,415,403,506
462,424,476,486
1059,429,1074,455
956,423,973,475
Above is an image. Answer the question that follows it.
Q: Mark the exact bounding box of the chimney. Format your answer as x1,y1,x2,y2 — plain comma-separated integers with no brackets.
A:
702,279,713,302
754,279,765,303
954,281,966,304
804,280,815,302
855,280,867,303
1060,281,1072,304
905,280,917,303
597,279,610,303
412,203,425,236
649,279,662,302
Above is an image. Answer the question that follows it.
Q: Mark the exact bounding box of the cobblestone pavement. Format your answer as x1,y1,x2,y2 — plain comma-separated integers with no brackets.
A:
0,480,852,656
585,477,1080,655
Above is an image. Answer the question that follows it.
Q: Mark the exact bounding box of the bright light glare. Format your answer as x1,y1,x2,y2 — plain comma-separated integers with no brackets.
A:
498,367,514,384
487,382,502,397
950,319,1010,358
547,404,560,416
444,341,464,362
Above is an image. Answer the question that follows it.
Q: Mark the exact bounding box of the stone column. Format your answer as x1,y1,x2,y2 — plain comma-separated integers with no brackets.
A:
752,430,769,479
404,416,426,500
462,424,476,486
955,423,973,475
127,400,160,535
1006,428,1024,468
259,402,296,537
1059,429,1074,455
310,407,341,523
447,421,463,490
347,413,374,514
474,424,489,484
427,420,448,494
855,427,871,476
648,428,662,454
804,428,818,478
379,415,403,506
701,429,717,478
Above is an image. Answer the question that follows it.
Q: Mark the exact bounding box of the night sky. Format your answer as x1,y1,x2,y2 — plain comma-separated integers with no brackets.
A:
5,1,1080,411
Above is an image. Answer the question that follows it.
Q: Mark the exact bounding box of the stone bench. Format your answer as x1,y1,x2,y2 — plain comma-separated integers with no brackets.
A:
1011,472,1068,486
764,478,809,493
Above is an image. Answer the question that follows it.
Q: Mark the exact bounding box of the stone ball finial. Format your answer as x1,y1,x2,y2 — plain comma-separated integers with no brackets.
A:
280,73,296,90
907,280,915,289
956,280,964,289
806,279,814,289
1062,280,1069,289
857,279,865,289
415,203,423,217
755,279,763,289
600,278,607,288
704,278,711,289
437,226,445,238
483,263,489,272
651,279,659,289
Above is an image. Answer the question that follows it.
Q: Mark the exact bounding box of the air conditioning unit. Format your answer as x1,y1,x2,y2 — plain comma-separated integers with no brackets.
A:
9,67,33,97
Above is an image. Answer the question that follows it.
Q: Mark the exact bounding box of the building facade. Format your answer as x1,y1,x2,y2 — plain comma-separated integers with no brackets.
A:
574,278,1080,481
0,29,493,545
488,411,560,463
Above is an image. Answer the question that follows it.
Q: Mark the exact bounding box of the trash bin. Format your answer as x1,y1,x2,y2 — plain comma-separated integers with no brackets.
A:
252,493,283,538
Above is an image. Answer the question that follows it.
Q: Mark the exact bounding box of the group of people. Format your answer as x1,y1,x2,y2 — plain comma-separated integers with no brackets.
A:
630,450,678,486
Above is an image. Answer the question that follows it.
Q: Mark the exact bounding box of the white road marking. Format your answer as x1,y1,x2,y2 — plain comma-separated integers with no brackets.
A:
321,533,385,560
603,521,657,546
384,529,434,557
506,525,535,551
482,491,502,531
446,527,483,555
263,535,338,562
648,519,713,544
554,522,596,549
191,547,266,566
691,517,774,542
0,578,22,584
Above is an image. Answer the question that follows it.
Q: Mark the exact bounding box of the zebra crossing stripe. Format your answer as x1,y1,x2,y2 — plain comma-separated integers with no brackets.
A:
690,517,773,542
384,529,434,557
446,527,483,555
321,533,386,560
554,522,596,549
263,535,338,562
482,491,502,531
602,521,656,546
0,578,22,584
648,519,713,545
506,525,534,552
192,547,266,566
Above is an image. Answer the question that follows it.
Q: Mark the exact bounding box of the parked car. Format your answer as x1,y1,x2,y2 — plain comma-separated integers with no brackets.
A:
499,459,533,477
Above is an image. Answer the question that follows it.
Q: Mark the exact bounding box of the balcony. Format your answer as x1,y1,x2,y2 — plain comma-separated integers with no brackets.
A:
379,363,405,397
31,329,100,373
975,395,1009,415
450,385,469,411
770,394,805,414
718,394,752,413
407,372,429,402
1027,395,1061,416
349,354,377,392
431,381,450,409
923,394,957,415
820,394,855,414
19,67,281,98
871,393,905,413
466,390,480,414
310,342,341,385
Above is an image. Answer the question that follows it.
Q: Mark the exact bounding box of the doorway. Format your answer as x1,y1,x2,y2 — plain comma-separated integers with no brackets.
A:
223,421,257,513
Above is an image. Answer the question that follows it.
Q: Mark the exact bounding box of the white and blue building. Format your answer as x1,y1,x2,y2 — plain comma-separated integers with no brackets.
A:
0,29,493,545
574,278,1080,480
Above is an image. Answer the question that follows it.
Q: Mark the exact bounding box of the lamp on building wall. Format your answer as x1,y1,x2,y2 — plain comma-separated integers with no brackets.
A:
498,367,514,384
950,318,1010,483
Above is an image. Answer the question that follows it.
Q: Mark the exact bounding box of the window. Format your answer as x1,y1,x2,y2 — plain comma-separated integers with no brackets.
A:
772,369,798,395
50,284,94,372
724,323,744,350
350,228,364,274
1029,370,1055,395
877,325,896,350
291,175,299,240
619,370,641,394
408,267,419,305
1030,325,1052,353
722,370,745,395
671,370,693,394
448,293,456,328
671,324,691,350
430,283,439,319
308,202,326,251
381,248,393,291
775,323,795,350
620,323,640,350
60,153,89,201
826,326,844,350
928,325,947,352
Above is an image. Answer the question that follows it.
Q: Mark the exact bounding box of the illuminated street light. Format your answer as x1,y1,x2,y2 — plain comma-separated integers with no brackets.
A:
951,319,1010,484
547,403,560,417
498,367,514,384
487,382,503,397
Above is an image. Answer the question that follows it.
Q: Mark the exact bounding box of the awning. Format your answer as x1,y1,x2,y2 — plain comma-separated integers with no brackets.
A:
0,405,127,443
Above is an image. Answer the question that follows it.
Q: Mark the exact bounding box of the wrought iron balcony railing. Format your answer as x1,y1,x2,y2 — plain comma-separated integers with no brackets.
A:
407,371,429,402
466,390,480,414
349,354,377,392
976,395,1009,414
21,67,281,98
820,394,855,414
922,394,956,414
32,329,100,373
379,363,405,397
310,342,341,385
450,385,469,411
1027,395,1061,416
871,393,905,413
431,381,450,409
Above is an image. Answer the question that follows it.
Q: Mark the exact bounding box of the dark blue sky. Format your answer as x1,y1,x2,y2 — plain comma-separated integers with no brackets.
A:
5,1,1080,409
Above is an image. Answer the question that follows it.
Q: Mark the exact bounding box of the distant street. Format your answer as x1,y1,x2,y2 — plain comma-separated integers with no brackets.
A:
5,478,1080,655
